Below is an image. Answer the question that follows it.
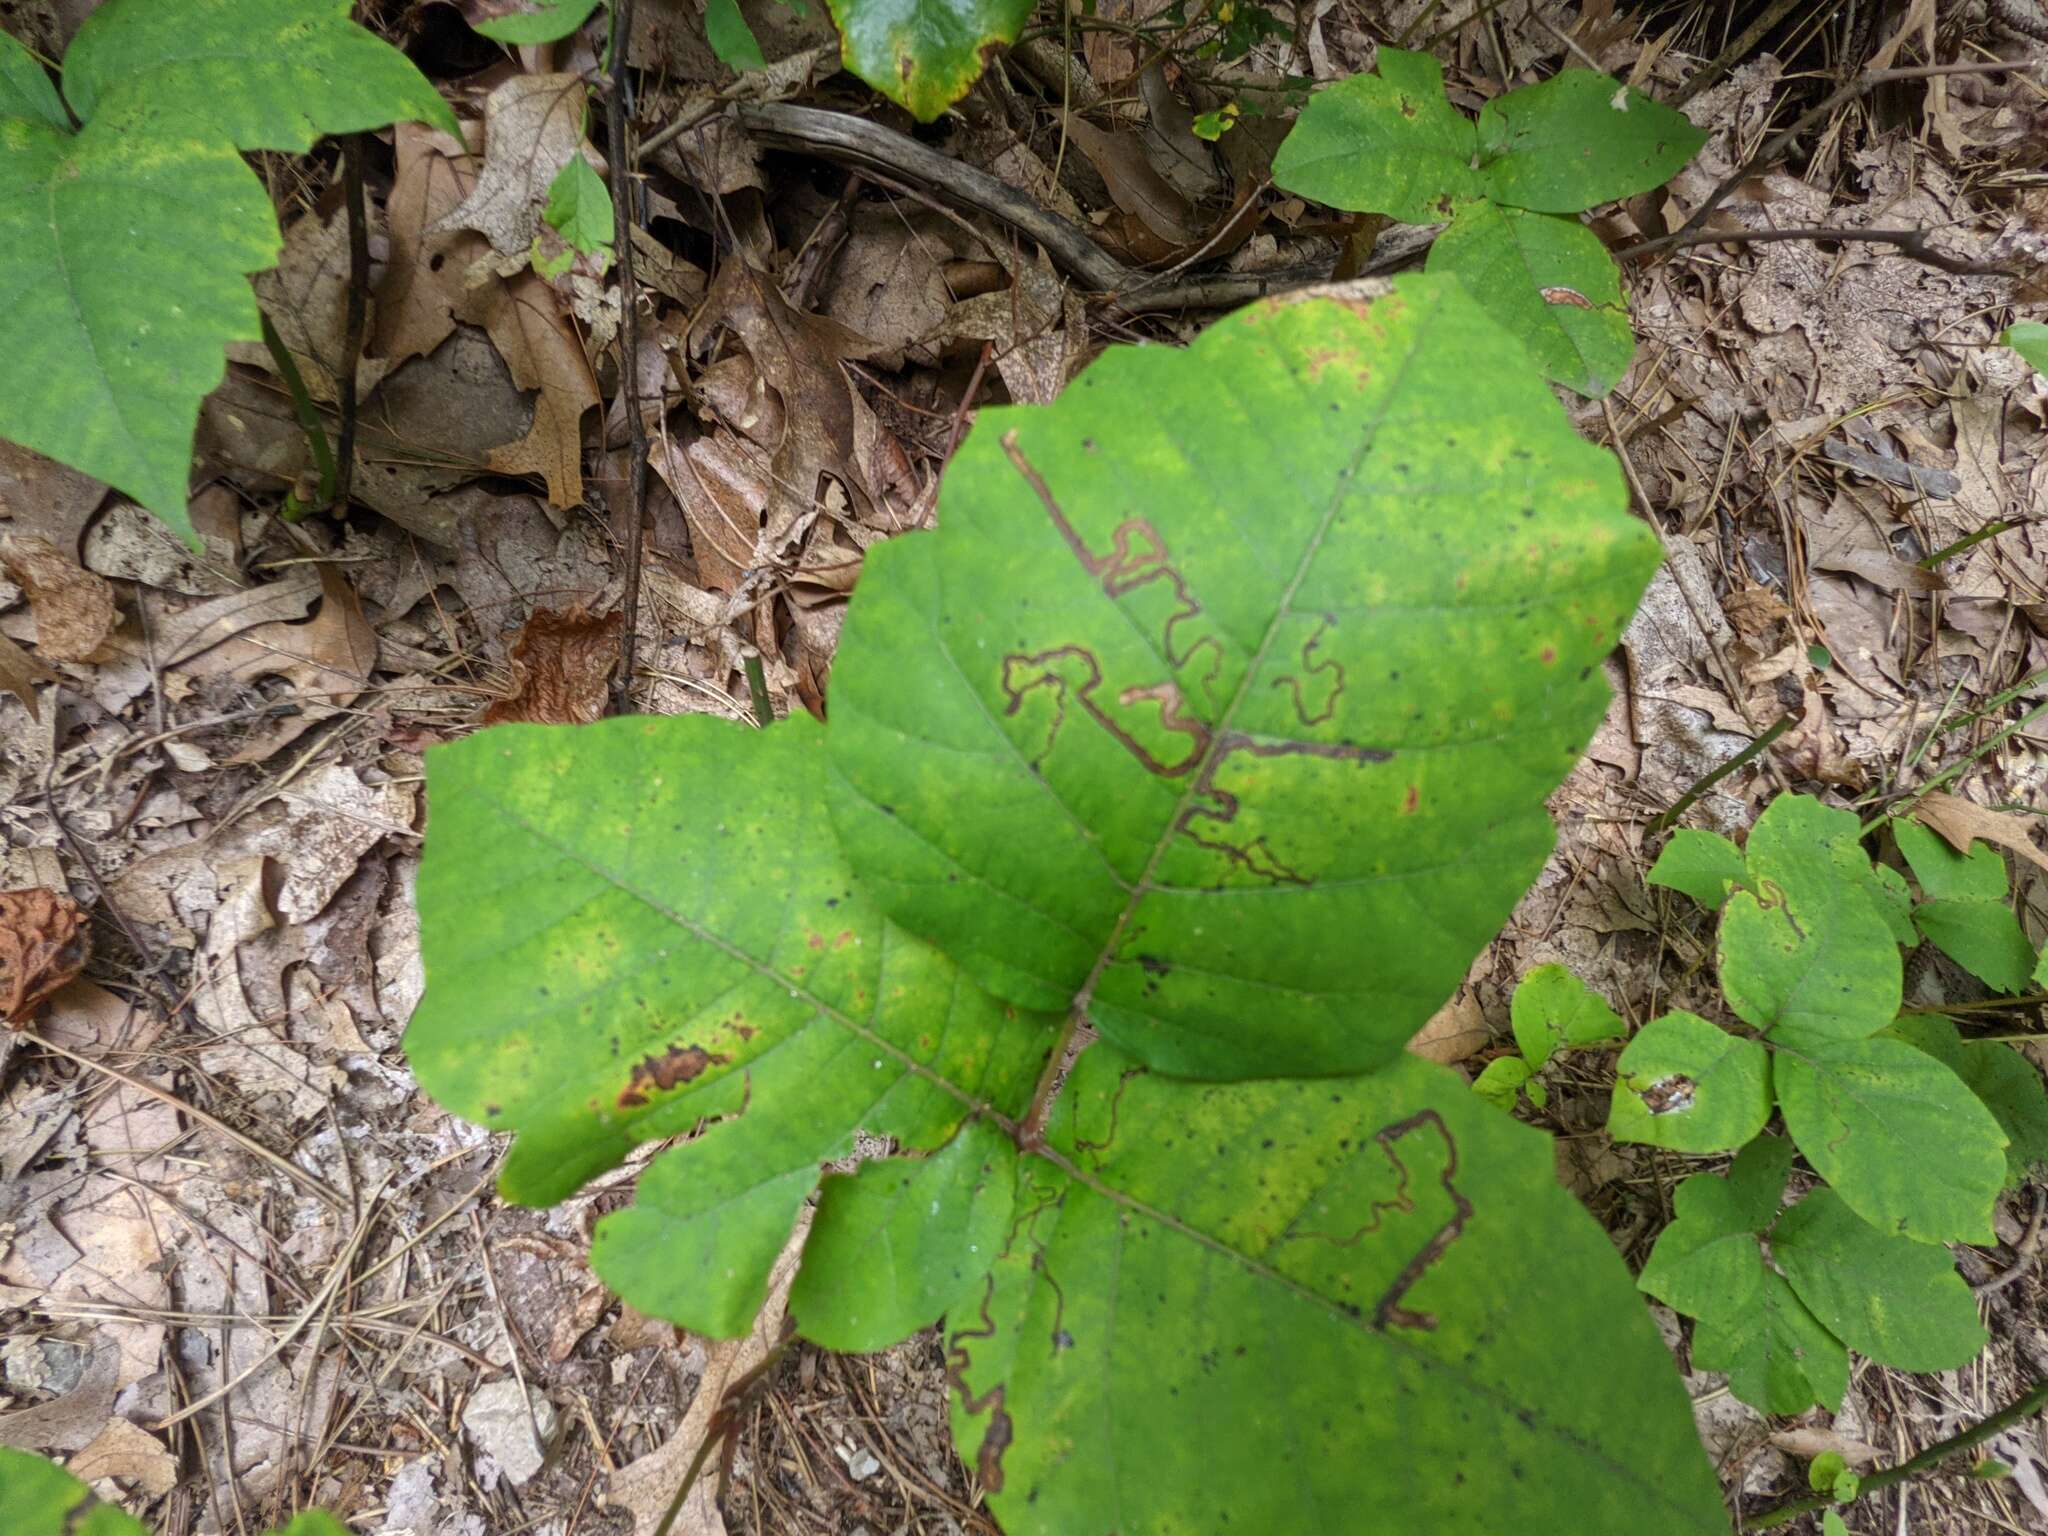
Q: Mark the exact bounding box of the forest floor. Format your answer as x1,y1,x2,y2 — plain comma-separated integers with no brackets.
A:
1,0,2045,1533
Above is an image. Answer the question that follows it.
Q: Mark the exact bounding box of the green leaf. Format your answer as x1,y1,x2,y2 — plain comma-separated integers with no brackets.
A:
0,115,277,543
406,714,1051,1338
0,0,458,547
1271,49,1482,222
827,277,1658,1080
1690,1266,1848,1415
1510,962,1623,1069
0,1447,147,1536
706,0,769,71
1774,1035,2006,1243
1607,1010,1771,1152
1648,827,1748,911
1809,1450,1860,1502
2006,321,2048,376
1914,898,2038,993
1720,796,1899,1047
64,0,459,149
1472,1053,1533,1108
1888,1016,2048,1190
1471,69,1706,214
791,1120,1017,1351
1427,203,1633,397
1823,1511,1852,1536
946,1049,1727,1534
542,153,615,259
1272,51,1703,221
1865,860,1917,945
268,1517,351,1536
473,0,605,43
1636,1135,1790,1318
1893,818,2009,902
0,31,67,128
1772,1188,1986,1372
825,0,1035,121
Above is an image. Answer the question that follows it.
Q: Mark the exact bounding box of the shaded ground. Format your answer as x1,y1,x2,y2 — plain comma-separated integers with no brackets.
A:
1,0,2045,1532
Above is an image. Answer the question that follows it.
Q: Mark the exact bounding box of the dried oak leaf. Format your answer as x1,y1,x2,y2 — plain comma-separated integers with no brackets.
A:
0,888,90,1025
483,603,623,724
1,533,117,661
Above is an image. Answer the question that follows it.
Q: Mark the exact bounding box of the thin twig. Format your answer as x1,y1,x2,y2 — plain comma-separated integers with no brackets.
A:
1621,60,2048,263
332,133,370,513
18,1027,348,1210
1742,1376,2048,1528
1647,714,1799,833
608,0,650,715
1637,223,2014,276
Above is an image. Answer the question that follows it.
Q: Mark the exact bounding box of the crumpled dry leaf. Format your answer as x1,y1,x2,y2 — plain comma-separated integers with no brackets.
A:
608,1216,808,1536
483,602,622,723
1064,116,1203,251
0,888,89,1024
2,532,117,661
433,73,591,257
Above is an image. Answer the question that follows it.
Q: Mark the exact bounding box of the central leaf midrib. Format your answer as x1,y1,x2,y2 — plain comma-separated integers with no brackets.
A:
1057,296,1444,1024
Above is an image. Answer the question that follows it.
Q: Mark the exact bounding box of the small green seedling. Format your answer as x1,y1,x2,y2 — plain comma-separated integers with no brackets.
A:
1809,1451,1862,1504
1272,49,1704,396
1475,963,1626,1109
0,1446,344,1536
1589,792,2048,1416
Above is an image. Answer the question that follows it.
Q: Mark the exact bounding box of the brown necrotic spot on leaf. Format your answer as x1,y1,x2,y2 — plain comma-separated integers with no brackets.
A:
616,1043,731,1107
0,887,90,1024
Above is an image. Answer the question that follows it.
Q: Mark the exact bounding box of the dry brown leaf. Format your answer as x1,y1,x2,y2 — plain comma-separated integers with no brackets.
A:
0,439,107,557
0,888,89,1024
692,261,875,550
1912,790,2048,876
463,270,601,508
2,532,117,661
607,1216,808,1536
67,1417,179,1497
374,122,490,366
433,73,590,256
650,433,769,592
153,567,322,669
0,630,59,717
1064,117,1203,247
1407,989,1488,1066
483,602,622,723
228,206,396,402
